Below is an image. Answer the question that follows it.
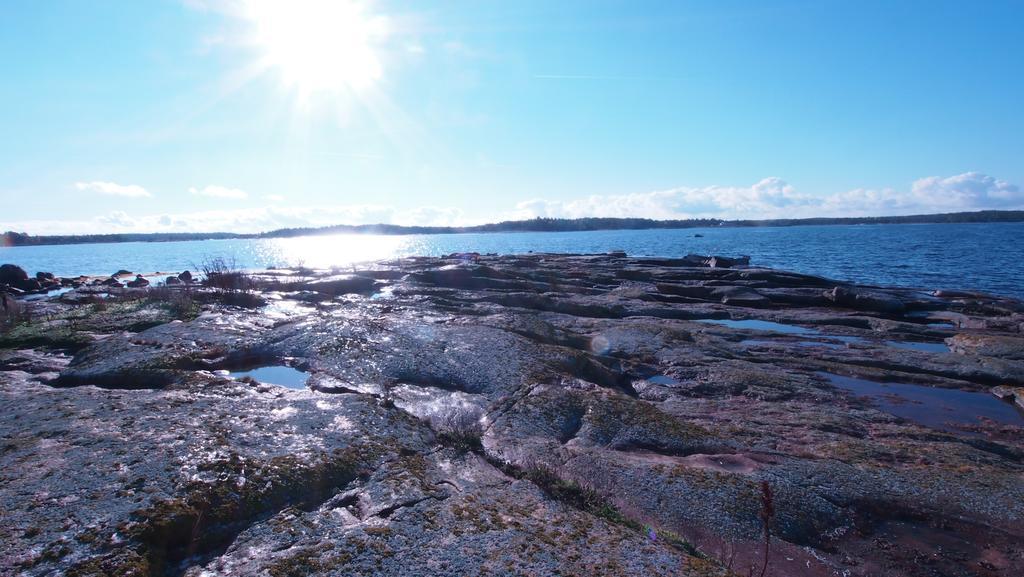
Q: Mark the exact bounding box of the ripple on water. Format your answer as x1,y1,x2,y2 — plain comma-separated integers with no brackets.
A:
821,372,1024,432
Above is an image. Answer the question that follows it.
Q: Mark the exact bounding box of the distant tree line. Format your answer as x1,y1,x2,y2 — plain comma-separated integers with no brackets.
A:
260,217,726,239
0,231,246,246
4,210,1023,247
729,210,1024,227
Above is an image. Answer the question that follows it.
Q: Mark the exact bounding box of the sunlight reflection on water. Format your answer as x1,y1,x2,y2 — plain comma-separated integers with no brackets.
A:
255,234,420,269
4,223,1023,298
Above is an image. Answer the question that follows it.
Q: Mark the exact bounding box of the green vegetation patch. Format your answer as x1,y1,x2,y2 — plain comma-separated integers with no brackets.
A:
0,298,200,350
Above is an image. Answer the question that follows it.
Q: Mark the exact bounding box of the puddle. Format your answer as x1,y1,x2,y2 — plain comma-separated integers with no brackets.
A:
742,339,846,350
821,373,1024,432
23,287,75,301
646,375,681,385
696,318,819,335
826,335,868,345
370,285,395,300
229,366,310,389
744,337,948,354
885,341,950,353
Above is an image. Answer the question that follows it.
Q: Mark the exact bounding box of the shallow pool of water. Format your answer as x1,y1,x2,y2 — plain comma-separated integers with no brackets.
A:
742,339,846,350
696,318,819,335
22,287,74,301
885,341,950,353
821,373,1024,431
229,366,310,389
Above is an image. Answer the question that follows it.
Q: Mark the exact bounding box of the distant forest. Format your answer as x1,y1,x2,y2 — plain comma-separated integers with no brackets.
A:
4,210,1024,247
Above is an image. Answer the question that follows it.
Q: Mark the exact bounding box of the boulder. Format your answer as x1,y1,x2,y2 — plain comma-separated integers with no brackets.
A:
18,278,41,292
0,264,29,285
126,275,150,288
178,270,193,283
101,277,124,288
165,276,183,286
113,269,133,277
35,271,55,281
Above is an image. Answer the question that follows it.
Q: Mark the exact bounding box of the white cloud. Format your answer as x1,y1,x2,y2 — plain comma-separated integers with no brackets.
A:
265,194,286,202
512,177,817,221
74,181,152,198
514,172,1023,221
910,172,1020,209
189,185,249,199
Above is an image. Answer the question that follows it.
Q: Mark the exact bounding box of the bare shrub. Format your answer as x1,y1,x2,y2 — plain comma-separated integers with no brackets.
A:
196,257,265,308
200,257,253,292
434,410,484,454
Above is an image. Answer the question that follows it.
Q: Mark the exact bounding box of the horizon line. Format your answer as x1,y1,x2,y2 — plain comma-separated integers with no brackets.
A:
3,209,1024,247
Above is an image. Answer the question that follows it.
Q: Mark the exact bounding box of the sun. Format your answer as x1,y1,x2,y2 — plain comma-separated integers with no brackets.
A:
243,0,389,96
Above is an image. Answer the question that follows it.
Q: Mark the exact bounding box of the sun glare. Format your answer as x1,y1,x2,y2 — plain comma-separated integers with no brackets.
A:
244,0,388,96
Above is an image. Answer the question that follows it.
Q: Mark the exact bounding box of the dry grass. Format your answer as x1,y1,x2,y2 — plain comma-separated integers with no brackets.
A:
145,285,202,319
434,411,485,454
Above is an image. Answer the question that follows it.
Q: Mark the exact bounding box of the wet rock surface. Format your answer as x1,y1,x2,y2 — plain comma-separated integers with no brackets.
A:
2,252,1024,576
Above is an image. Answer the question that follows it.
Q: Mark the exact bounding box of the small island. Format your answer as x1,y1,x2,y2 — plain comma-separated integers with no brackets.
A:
2,253,1022,576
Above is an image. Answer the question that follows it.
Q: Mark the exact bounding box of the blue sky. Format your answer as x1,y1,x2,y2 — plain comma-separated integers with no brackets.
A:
1,0,1022,234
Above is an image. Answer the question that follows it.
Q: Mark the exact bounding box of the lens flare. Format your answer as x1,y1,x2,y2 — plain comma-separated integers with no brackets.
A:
244,0,389,96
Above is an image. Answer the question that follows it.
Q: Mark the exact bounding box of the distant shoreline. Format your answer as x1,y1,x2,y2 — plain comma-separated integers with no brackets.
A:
3,209,1023,248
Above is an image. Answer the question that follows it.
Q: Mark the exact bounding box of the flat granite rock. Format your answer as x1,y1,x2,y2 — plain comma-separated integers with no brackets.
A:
2,253,1024,577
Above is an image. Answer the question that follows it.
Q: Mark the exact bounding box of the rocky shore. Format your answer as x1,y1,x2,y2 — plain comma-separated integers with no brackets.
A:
2,252,1023,576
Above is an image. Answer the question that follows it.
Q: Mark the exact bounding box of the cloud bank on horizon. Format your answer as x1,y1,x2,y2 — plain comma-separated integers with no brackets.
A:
3,171,1020,236
515,172,1022,221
